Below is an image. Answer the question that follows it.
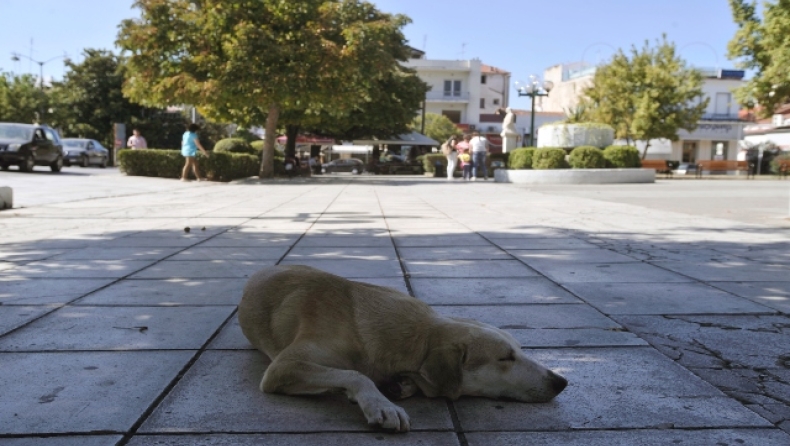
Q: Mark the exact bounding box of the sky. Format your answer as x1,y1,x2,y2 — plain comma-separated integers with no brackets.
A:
0,0,746,111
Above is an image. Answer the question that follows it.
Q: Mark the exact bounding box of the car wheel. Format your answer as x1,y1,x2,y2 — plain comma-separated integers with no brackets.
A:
63,159,71,167
351,167,359,175
100,157,108,168
50,156,63,173
321,168,327,174
19,155,35,172
81,155,89,168
0,163,8,171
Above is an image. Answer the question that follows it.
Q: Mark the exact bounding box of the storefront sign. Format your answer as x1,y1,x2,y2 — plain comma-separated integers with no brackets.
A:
678,122,741,140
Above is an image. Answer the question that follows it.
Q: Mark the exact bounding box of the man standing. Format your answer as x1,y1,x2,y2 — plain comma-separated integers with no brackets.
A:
127,129,148,149
469,131,489,180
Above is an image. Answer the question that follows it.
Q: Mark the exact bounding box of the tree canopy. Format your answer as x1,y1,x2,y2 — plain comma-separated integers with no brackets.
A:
581,36,708,158
411,112,456,144
0,72,49,124
727,0,790,116
118,0,421,178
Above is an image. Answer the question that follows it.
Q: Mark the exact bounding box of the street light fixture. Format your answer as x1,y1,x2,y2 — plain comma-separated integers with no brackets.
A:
10,52,68,90
515,75,553,147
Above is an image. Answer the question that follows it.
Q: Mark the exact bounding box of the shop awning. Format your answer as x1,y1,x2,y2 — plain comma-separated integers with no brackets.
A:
352,131,439,146
276,135,335,144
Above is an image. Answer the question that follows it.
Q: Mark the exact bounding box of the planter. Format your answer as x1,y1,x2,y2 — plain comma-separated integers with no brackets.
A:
537,123,614,148
495,168,655,184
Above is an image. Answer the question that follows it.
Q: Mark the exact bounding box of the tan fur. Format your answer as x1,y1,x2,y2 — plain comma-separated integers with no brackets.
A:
238,265,568,432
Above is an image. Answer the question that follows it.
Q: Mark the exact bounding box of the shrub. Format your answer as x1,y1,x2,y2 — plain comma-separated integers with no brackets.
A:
602,145,641,168
118,149,259,181
508,147,536,169
532,148,569,169
213,138,256,155
770,152,790,174
569,146,606,169
422,153,446,173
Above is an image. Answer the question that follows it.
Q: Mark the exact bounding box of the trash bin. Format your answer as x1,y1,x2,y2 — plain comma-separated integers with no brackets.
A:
434,161,446,178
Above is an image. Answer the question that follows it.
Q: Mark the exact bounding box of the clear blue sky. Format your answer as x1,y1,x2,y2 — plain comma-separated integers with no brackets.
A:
0,0,744,111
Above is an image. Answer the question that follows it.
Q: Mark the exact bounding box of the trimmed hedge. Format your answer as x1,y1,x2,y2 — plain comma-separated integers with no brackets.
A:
118,149,259,182
422,154,447,173
213,138,256,155
569,146,606,169
770,153,790,174
603,145,641,168
532,148,569,169
508,147,536,169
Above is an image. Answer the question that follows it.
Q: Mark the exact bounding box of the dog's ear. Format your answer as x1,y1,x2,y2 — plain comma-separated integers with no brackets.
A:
418,345,465,399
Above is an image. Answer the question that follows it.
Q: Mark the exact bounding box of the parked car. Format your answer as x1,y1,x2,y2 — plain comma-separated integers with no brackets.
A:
0,123,64,172
61,138,110,168
371,154,423,175
322,158,364,174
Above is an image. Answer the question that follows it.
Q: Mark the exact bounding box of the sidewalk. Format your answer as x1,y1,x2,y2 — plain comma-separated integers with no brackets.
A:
0,173,788,445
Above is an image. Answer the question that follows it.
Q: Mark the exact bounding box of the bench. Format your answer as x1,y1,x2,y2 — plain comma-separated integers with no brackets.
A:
641,160,673,177
695,160,752,178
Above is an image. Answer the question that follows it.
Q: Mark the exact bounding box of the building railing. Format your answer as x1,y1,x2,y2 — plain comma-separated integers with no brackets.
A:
701,113,744,121
425,91,470,101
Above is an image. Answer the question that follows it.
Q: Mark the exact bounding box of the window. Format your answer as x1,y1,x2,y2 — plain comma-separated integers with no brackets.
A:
715,93,731,116
442,110,461,124
711,141,728,160
44,129,58,142
682,141,698,163
480,98,485,109
493,98,500,106
481,75,487,84
443,80,462,97
33,129,46,141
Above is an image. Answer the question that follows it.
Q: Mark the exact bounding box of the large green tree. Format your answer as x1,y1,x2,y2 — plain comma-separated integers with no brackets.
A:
118,0,416,178
582,36,709,158
0,72,49,124
410,112,456,144
727,0,790,116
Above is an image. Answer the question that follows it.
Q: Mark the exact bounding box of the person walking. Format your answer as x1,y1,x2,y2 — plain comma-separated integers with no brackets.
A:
180,123,209,182
441,134,459,180
456,134,472,181
127,129,147,149
469,131,489,181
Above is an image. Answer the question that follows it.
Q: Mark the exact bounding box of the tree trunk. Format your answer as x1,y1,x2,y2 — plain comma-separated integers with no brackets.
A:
641,141,651,160
285,124,300,158
259,103,280,179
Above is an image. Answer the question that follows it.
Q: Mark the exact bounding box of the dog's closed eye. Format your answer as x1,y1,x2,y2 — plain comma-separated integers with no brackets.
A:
498,350,516,362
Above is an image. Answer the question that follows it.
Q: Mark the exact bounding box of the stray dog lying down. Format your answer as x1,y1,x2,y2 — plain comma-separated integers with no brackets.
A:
238,265,568,432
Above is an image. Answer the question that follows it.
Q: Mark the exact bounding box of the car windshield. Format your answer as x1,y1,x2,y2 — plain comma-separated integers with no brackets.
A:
63,140,88,148
0,124,33,141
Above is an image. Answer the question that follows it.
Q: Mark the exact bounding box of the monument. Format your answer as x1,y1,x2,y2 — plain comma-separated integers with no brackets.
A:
500,107,519,153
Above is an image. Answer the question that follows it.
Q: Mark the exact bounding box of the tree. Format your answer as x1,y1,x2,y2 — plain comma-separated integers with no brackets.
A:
118,0,416,178
727,0,790,116
411,113,456,144
0,72,49,124
582,36,708,159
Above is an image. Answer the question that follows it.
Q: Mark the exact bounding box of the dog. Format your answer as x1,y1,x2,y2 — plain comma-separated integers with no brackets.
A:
238,265,568,432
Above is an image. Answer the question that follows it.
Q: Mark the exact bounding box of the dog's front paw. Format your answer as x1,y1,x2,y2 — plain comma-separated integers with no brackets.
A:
360,399,410,432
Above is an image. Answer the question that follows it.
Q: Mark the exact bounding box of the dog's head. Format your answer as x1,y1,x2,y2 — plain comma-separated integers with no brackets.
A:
415,318,567,402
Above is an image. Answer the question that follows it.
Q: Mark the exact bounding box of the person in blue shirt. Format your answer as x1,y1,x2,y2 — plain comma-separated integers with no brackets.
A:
181,123,209,181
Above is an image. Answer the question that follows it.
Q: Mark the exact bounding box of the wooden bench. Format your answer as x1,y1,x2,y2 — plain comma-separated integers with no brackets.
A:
641,159,673,177
696,160,752,178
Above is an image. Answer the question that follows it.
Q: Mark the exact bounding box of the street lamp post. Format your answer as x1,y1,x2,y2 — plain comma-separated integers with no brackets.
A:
515,76,553,147
11,52,68,90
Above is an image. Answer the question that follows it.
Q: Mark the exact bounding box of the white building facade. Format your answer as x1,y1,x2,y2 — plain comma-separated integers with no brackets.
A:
540,63,749,162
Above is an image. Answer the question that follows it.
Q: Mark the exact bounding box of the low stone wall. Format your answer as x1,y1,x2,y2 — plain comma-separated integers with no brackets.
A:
494,168,655,184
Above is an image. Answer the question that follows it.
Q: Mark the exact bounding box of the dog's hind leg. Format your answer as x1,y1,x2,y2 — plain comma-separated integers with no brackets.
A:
261,353,410,432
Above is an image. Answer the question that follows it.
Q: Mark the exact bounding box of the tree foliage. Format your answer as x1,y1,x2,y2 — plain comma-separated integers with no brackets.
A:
727,0,790,116
0,72,49,124
582,36,708,158
118,0,419,178
411,112,456,143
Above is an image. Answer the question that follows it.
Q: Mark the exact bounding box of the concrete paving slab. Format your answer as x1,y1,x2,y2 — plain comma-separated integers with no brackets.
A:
101,236,204,248
0,260,155,278
0,248,66,262
709,281,790,313
465,429,790,446
0,305,55,336
510,248,638,264
651,260,790,282
562,282,775,315
410,277,580,305
49,247,183,261
171,247,289,261
127,433,461,446
504,328,646,348
0,278,115,305
140,351,454,433
453,348,772,431
130,260,277,279
0,306,234,351
0,436,123,446
296,236,393,248
404,260,539,278
0,351,193,435
279,259,403,278
488,237,598,250
207,314,251,350
74,278,246,306
532,262,692,283
285,246,398,260
398,246,511,261
354,277,410,294
199,235,300,248
432,305,619,329
393,234,490,247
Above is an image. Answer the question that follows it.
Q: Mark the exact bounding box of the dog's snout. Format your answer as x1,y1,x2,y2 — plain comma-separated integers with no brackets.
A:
548,371,568,395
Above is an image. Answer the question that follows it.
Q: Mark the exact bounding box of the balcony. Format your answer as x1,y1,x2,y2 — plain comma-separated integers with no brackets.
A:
425,91,470,102
701,113,746,122
403,59,474,71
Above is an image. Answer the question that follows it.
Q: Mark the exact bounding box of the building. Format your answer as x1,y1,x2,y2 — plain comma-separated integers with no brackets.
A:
540,63,750,162
743,103,790,150
402,53,512,150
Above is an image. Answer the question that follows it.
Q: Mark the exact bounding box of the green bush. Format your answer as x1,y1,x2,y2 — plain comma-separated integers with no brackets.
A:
532,148,569,169
422,153,446,173
569,146,606,169
770,152,790,174
508,147,536,169
602,145,641,168
213,138,256,155
118,149,259,181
